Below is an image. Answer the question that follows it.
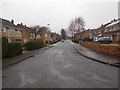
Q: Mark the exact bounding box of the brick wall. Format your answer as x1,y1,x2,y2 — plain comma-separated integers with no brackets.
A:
79,41,120,56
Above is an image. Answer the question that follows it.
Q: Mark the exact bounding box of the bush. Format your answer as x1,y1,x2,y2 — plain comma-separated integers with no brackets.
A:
24,42,35,50
24,39,46,51
71,37,79,43
83,37,93,42
6,42,22,57
2,37,8,58
37,38,46,47
72,39,79,43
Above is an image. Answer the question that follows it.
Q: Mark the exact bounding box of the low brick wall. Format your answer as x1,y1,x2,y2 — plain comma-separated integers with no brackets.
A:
79,41,120,56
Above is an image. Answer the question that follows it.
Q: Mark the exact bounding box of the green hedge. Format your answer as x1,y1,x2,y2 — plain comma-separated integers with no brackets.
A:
24,39,46,51
2,37,22,58
2,37,8,58
37,38,46,47
6,42,22,57
83,37,93,42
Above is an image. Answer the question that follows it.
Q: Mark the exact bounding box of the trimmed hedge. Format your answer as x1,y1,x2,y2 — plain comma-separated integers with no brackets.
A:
2,37,22,58
24,39,46,51
2,37,8,58
83,37,93,42
6,42,22,57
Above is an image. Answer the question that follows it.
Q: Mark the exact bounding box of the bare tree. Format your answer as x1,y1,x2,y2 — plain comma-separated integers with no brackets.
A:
75,17,85,33
68,20,75,36
38,26,48,36
30,25,40,42
68,17,85,37
30,25,50,42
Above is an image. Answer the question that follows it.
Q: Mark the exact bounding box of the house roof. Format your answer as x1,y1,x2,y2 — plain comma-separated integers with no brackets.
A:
1,18,33,32
88,18,120,33
106,18,120,27
1,18,15,28
16,24,33,32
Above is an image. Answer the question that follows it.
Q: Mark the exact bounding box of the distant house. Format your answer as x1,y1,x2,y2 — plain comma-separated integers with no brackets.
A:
103,19,120,43
0,18,22,42
88,18,120,43
51,32,57,41
16,23,31,43
40,29,51,41
80,30,91,39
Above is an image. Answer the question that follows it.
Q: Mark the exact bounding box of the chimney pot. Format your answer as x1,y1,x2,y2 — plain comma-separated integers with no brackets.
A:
11,19,14,24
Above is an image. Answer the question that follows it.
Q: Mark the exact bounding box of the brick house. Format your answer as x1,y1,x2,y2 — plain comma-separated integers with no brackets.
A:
89,23,110,40
88,18,120,43
0,18,22,42
103,19,120,43
51,32,57,41
16,23,31,43
80,30,91,39
40,29,51,41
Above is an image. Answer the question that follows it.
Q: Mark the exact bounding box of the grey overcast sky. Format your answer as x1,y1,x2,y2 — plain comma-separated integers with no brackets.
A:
0,0,119,33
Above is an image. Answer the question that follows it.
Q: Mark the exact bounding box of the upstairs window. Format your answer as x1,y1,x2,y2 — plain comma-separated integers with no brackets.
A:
10,29,15,33
1,27,6,32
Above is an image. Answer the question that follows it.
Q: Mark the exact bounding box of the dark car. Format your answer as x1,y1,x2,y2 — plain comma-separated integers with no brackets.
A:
97,37,112,44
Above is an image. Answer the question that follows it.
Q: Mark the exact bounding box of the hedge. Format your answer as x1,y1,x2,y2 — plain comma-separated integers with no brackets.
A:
24,39,46,51
36,38,46,47
83,37,93,42
2,37,22,58
2,37,8,58
6,42,22,57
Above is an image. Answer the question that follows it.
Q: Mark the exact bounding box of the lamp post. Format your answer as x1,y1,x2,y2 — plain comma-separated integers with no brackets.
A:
47,24,50,46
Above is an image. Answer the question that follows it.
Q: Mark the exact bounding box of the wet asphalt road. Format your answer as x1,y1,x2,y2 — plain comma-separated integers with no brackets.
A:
3,40,118,88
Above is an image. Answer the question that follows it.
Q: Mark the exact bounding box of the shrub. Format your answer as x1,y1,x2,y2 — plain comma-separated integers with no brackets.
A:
6,42,22,57
24,42,35,51
24,40,46,51
71,37,79,43
37,38,46,47
83,37,93,42
2,37,8,58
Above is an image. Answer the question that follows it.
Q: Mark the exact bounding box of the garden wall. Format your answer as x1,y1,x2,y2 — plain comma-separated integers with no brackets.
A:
79,41,120,56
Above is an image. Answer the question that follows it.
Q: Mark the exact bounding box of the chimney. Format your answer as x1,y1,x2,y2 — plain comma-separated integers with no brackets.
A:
11,19,14,24
20,23,23,26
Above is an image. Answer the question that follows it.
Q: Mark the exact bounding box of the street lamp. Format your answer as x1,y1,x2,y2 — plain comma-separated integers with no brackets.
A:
47,24,50,46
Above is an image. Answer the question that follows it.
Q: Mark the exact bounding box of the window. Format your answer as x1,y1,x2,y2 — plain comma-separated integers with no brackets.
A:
10,29,15,33
18,30,21,33
2,27,6,32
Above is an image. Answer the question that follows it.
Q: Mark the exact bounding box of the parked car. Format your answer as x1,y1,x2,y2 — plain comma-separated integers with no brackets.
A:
61,39,64,42
94,38,99,42
97,37,112,44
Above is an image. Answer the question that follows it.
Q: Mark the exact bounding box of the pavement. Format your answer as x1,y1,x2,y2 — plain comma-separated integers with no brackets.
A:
2,45,53,68
72,42,120,67
2,40,118,88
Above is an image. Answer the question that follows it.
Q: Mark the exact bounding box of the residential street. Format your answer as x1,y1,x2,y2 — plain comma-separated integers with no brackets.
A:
2,40,118,88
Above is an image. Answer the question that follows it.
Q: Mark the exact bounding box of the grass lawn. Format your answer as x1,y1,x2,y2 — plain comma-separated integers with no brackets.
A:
101,43,120,46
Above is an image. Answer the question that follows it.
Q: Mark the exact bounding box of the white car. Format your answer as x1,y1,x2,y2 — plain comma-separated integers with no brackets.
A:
61,39,64,42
